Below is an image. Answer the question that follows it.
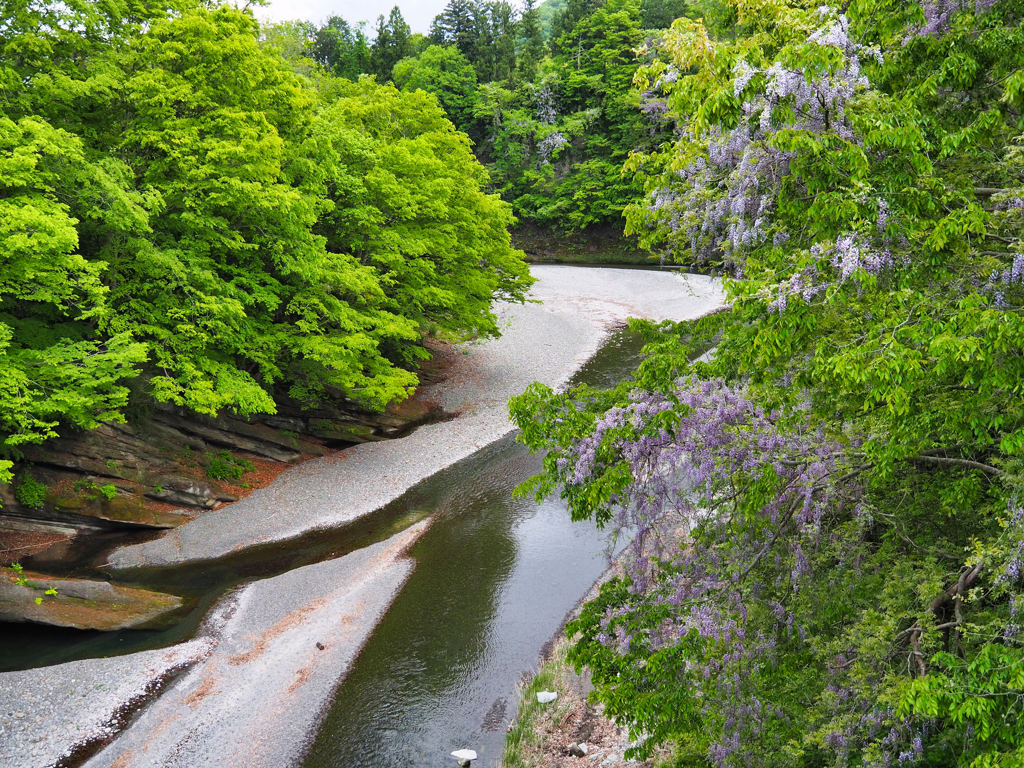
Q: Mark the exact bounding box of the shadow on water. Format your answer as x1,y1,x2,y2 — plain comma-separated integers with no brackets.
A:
300,443,620,768
0,437,525,672
0,325,647,688
299,327,647,768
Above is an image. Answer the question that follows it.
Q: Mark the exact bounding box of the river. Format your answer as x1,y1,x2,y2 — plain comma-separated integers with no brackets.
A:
0,267,725,768
301,327,645,768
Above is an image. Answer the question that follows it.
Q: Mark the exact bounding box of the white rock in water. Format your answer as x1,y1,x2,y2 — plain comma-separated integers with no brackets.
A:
451,749,478,760
536,691,558,704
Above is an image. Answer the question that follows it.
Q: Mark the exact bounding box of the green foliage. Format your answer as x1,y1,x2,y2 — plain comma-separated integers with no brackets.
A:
510,0,1024,763
393,45,479,131
14,474,46,509
315,78,532,351
309,16,371,79
902,645,1024,766
283,0,695,233
205,450,256,482
0,2,533,482
478,0,659,230
370,7,415,81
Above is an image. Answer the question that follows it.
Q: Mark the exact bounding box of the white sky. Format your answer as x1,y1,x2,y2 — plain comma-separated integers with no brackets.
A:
255,0,459,34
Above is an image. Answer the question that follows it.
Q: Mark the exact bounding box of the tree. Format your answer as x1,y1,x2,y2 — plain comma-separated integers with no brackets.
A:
315,78,533,353
0,117,147,448
512,0,1024,764
476,1,518,85
639,0,689,29
392,45,480,132
549,0,605,55
430,0,480,58
518,0,546,82
0,0,534,457
262,20,324,80
370,6,414,82
311,16,371,80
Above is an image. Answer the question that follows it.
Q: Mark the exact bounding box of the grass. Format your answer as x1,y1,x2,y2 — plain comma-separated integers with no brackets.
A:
502,640,575,768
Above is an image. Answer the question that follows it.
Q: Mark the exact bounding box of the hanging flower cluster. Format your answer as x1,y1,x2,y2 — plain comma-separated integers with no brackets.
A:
555,378,908,764
904,0,1001,43
642,10,880,276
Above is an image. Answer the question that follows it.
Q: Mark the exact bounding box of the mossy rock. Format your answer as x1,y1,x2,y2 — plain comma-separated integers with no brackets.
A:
0,570,184,630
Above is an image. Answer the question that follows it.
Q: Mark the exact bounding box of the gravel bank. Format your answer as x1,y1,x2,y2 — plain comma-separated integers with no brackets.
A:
0,639,215,768
80,523,425,768
105,267,724,570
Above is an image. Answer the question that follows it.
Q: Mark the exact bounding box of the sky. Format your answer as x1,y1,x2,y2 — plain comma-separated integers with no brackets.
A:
255,0,456,34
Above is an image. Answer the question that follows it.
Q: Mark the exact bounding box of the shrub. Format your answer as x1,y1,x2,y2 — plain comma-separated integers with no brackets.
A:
14,475,47,509
206,450,255,481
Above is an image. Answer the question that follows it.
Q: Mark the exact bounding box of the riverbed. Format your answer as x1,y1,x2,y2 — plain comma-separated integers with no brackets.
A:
0,266,724,768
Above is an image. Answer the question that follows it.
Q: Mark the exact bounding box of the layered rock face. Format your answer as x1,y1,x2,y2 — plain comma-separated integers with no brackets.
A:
1,396,444,534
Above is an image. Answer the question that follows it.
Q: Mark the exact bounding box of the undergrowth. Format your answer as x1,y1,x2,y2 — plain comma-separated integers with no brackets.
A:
502,641,572,768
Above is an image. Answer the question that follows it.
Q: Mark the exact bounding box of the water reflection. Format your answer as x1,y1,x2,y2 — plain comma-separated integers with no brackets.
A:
302,442,613,768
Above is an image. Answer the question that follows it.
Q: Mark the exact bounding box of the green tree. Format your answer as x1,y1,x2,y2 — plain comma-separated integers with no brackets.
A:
518,0,546,83
639,0,690,29
431,0,480,57
370,6,414,82
0,1,534,472
549,0,604,56
476,1,518,86
100,7,424,414
311,16,371,80
315,78,533,352
537,0,569,41
511,0,1024,763
0,116,148,448
392,45,480,132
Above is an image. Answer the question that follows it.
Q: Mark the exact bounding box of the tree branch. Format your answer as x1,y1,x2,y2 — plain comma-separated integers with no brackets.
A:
909,455,1004,476
737,496,800,582
930,562,984,613
909,630,928,677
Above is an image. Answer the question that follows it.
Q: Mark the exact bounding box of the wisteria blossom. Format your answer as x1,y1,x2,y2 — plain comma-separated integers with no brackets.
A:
641,11,879,278
904,0,1001,42
534,79,558,125
537,131,568,163
557,379,866,764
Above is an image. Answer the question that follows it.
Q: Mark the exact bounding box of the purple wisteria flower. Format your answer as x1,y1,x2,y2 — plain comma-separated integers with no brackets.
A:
643,10,879,279
904,0,1000,43
558,378,868,765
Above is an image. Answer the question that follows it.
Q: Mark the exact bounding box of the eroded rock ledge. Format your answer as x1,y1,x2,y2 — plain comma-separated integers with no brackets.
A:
0,393,445,536
0,570,183,631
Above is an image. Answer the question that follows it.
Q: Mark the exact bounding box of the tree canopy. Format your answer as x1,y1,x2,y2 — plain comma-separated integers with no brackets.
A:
0,1,532,475
510,0,1024,765
282,0,687,232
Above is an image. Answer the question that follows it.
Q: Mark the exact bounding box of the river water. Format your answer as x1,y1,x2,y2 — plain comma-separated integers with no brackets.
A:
1,325,648,767
301,327,645,768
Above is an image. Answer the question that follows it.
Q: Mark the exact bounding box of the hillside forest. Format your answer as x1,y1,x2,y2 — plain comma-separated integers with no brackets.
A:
6,0,1024,765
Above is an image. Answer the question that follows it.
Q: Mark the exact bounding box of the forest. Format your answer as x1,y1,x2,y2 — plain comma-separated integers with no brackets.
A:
4,0,1024,765
0,0,538,487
